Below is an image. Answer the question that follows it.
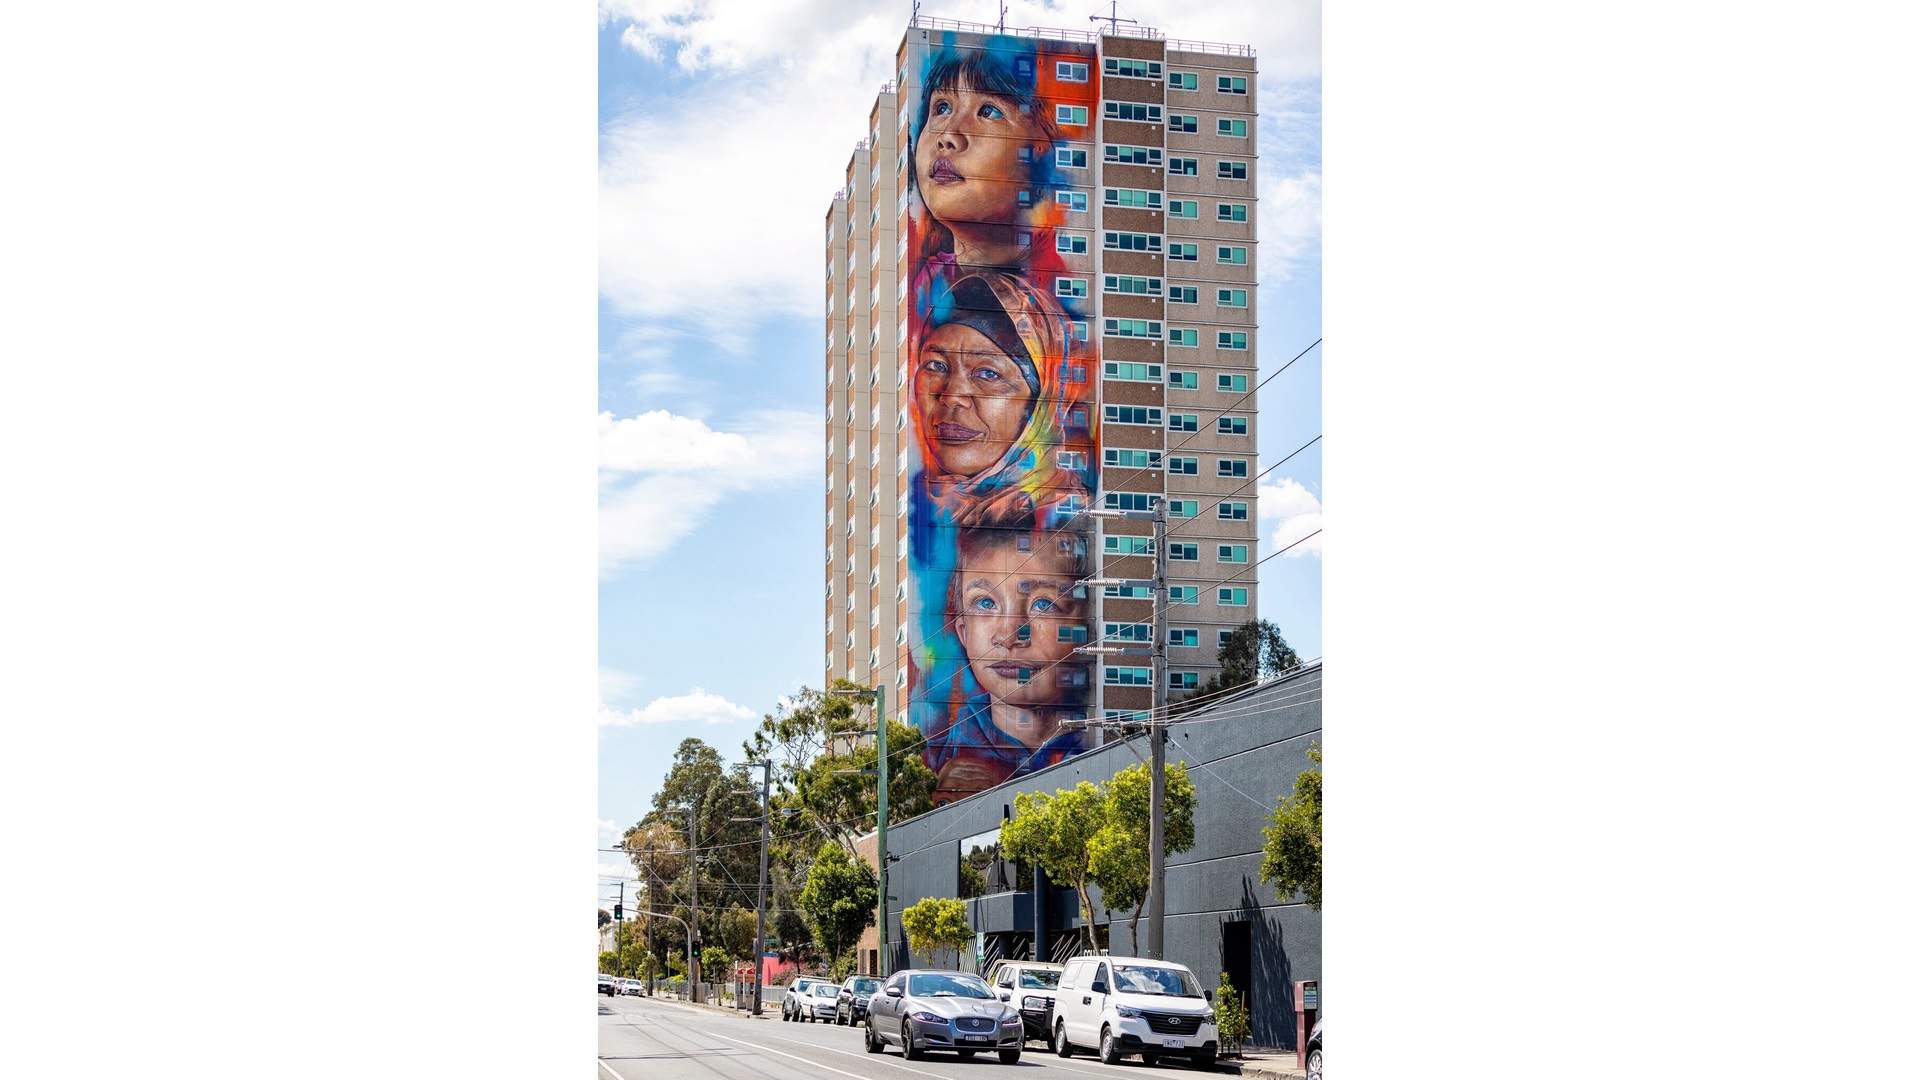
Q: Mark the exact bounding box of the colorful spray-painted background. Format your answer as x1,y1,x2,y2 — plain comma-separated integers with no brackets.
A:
904,33,1102,804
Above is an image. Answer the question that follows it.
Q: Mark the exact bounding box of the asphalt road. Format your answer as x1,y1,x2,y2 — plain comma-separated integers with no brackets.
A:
596,993,1234,1080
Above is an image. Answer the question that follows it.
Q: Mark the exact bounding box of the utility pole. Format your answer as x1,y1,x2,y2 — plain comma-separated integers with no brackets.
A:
876,682,890,976
1147,497,1169,959
683,807,701,1002
749,759,772,1015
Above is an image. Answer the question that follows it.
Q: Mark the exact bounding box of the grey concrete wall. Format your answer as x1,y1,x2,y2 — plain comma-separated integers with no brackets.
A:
881,664,1322,1048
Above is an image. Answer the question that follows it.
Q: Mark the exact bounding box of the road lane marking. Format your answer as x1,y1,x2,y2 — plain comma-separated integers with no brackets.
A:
701,1031,894,1080
596,1060,627,1080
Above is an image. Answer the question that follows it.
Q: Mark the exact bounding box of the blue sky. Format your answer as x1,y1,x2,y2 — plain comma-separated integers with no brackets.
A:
596,0,1321,869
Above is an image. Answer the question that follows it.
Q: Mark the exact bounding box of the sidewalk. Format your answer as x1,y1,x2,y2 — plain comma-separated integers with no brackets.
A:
1225,1048,1309,1079
643,991,776,1021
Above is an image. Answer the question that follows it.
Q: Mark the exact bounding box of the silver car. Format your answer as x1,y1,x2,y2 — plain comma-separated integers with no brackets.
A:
863,969,1024,1064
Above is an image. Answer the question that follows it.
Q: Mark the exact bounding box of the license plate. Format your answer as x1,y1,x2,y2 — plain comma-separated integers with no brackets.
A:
1163,1038,1184,1048
961,1035,989,1043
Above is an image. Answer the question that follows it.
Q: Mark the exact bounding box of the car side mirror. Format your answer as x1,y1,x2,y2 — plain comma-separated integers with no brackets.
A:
885,986,903,997
999,991,1011,1001
1090,980,1107,994
1206,990,1214,1002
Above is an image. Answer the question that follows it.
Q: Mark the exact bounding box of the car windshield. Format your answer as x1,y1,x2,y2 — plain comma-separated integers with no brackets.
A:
1018,969,1061,989
908,973,994,999
793,980,814,991
850,978,881,993
1114,965,1201,997
814,984,839,996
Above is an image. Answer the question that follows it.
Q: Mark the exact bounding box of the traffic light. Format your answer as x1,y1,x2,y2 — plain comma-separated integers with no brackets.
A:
613,903,623,920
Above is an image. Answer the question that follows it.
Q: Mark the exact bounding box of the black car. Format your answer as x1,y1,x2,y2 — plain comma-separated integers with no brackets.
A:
835,975,884,1026
1305,1017,1322,1080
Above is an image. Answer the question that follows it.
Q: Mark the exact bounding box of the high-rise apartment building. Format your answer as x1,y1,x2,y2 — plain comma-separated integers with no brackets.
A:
826,16,1259,803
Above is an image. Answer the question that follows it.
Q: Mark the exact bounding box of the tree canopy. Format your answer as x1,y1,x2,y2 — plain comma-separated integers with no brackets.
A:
1259,743,1322,908
795,840,878,971
1088,761,1197,943
999,781,1108,948
1187,619,1302,707
900,896,971,969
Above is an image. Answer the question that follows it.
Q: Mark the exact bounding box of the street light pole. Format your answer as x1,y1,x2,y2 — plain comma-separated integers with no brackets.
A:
876,682,890,977
1147,497,1169,960
749,759,772,1015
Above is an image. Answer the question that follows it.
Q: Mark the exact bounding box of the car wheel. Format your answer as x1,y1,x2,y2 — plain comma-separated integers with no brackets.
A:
864,1018,882,1054
1099,1024,1122,1065
998,1049,1021,1065
901,1020,923,1060
1194,1046,1218,1070
1143,1052,1159,1066
1054,1019,1073,1057
1306,1047,1323,1080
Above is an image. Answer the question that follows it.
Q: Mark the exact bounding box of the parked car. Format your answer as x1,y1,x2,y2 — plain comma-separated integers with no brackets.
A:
983,960,1064,1045
781,977,825,1021
1305,1017,1323,1080
1051,955,1218,1068
863,969,1023,1064
619,978,645,996
834,974,884,1026
799,981,840,1021
597,973,617,997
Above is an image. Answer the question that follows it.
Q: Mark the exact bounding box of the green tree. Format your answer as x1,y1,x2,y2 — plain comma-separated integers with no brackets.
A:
900,896,971,968
795,840,878,972
1259,743,1322,907
599,908,612,929
598,950,618,974
999,781,1108,948
1187,620,1302,706
716,907,757,961
1214,972,1252,1051
1088,761,1197,945
701,946,732,977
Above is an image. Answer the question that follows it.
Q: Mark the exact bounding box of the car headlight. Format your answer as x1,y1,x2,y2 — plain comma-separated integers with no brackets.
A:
1203,1010,1216,1024
1000,1014,1022,1026
909,1010,946,1024
1115,1005,1143,1019
1021,995,1048,1010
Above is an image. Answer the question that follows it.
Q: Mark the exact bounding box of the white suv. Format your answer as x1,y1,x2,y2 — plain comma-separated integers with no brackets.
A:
1051,955,1219,1068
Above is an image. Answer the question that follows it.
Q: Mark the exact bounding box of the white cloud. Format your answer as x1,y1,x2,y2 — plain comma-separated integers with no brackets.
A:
598,0,1321,337
598,408,815,574
1259,477,1323,557
599,665,641,704
599,687,757,727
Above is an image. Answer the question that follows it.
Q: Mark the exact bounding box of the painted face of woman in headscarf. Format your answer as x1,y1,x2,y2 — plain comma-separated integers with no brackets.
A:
914,322,1035,479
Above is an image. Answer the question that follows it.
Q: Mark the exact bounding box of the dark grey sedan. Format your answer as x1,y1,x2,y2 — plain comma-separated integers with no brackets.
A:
863,969,1023,1063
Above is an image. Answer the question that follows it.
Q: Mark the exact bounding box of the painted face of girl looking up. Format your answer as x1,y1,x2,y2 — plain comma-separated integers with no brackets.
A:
915,322,1035,479
916,80,1044,264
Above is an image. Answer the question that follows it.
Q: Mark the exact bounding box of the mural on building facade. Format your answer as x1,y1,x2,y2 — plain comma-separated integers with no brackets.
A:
904,33,1102,804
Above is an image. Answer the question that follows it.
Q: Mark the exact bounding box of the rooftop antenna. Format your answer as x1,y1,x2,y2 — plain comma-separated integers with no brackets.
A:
910,0,920,27
1089,1,1139,36
997,1,1007,32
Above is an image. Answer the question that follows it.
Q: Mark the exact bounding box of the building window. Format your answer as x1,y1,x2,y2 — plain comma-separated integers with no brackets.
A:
1056,277,1089,298
1167,199,1199,219
1167,412,1198,432
1057,104,1089,126
1103,231,1162,253
1168,328,1198,347
1105,666,1152,686
1103,318,1162,339
1105,57,1162,79
1058,61,1089,83
1105,491,1158,511
1217,289,1248,309
1056,191,1088,213
1167,455,1198,475
1169,628,1199,648
1104,101,1163,123
1104,448,1161,469
1217,202,1249,222
1057,625,1089,644
1170,585,1199,603
1217,245,1249,265
1104,405,1163,426
1217,160,1249,180
1168,71,1198,91
1104,535,1153,556
1107,622,1152,642
1169,671,1200,690
1057,233,1089,255
1169,157,1198,176
1218,373,1249,393
1217,458,1249,477
1217,118,1248,137
1167,369,1198,390
1103,144,1163,167
1168,114,1197,133
1218,544,1249,563
1168,285,1198,304
1103,361,1163,382
1217,75,1248,94
1056,147,1088,169
1217,415,1248,436
1168,243,1199,261
1218,501,1249,520
1169,542,1199,561
1057,450,1087,470
1218,331,1249,350
1219,587,1249,606
1167,501,1198,519
1104,583,1153,599
1106,187,1162,209
1103,274,1162,296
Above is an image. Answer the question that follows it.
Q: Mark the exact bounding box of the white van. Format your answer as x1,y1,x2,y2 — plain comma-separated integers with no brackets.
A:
1051,955,1219,1068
